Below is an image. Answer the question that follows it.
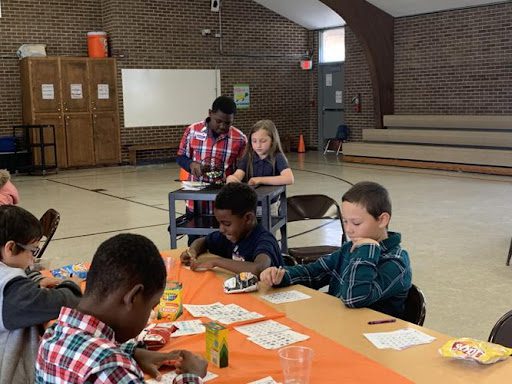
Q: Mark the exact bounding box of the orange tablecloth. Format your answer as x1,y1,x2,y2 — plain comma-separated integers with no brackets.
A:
159,252,412,384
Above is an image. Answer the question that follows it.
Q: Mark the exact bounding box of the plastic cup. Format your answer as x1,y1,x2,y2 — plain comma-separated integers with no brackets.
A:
278,346,314,384
164,256,175,279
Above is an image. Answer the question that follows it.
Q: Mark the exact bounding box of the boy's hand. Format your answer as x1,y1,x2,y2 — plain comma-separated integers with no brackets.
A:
189,162,203,178
65,275,84,287
259,266,285,286
350,238,380,252
39,277,63,288
133,348,181,380
248,177,262,186
180,248,197,266
173,350,208,378
190,258,216,271
226,175,240,183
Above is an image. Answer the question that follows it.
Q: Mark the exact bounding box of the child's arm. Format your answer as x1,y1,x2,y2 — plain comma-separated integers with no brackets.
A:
266,249,341,289
192,252,272,276
2,276,81,330
180,237,207,265
226,169,245,183
340,243,410,308
248,168,294,186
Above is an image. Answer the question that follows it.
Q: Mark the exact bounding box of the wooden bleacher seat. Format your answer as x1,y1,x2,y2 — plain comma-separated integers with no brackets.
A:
127,142,179,165
343,115,512,170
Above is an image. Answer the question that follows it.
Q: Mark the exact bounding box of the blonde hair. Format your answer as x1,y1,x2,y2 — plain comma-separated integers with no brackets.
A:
0,169,11,188
244,120,287,179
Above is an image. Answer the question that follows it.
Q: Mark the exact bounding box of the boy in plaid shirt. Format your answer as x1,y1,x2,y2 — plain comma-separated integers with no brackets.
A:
176,96,247,244
36,234,207,384
260,182,412,318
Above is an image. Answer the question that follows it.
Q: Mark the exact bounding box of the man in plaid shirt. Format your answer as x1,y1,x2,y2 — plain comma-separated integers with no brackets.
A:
177,96,247,229
36,234,206,384
260,182,412,318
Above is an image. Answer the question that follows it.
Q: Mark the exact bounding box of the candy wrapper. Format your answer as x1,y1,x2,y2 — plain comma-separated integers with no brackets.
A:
51,263,88,279
138,323,177,350
224,272,258,294
439,337,512,364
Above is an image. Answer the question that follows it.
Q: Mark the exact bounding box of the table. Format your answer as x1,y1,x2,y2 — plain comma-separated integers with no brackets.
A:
168,185,287,251
162,250,512,384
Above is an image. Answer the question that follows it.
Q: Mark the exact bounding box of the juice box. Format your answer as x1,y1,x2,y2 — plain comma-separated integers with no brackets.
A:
205,322,229,368
157,281,183,321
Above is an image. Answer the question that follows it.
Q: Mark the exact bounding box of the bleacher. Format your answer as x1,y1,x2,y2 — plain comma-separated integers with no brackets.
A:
343,115,512,169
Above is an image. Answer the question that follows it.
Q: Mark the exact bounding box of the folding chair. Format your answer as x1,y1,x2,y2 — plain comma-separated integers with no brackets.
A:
489,309,512,347
400,284,427,326
37,208,60,260
323,124,348,155
286,194,346,264
506,237,512,266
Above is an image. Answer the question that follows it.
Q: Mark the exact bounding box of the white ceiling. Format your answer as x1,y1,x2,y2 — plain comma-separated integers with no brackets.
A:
252,0,345,30
252,0,508,29
367,0,508,17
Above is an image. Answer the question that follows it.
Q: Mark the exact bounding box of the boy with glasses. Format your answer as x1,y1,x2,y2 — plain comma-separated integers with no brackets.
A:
0,205,82,383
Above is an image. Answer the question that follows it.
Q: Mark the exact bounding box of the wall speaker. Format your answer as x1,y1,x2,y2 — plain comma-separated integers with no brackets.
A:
211,0,220,12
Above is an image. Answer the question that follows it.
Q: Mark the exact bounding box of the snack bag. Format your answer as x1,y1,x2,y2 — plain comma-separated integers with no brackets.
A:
224,272,258,294
51,263,89,279
157,281,183,320
139,324,177,350
439,338,512,364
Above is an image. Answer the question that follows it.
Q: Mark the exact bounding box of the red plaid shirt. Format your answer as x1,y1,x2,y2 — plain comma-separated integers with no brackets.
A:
36,307,202,384
178,120,247,213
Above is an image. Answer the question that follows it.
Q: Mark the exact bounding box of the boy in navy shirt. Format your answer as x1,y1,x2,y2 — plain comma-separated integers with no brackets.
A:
181,183,283,276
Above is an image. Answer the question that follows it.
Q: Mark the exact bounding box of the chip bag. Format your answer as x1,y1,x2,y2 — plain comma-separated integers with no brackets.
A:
51,263,89,279
439,337,512,364
224,272,258,294
138,323,177,350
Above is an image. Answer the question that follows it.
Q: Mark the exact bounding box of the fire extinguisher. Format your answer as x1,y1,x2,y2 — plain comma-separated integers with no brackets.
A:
351,93,361,113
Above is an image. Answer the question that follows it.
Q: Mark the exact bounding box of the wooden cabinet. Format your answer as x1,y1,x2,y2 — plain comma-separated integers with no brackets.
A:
20,57,120,168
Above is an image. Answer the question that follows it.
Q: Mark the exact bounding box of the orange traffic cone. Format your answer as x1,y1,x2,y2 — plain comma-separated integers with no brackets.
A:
179,167,190,181
297,134,306,153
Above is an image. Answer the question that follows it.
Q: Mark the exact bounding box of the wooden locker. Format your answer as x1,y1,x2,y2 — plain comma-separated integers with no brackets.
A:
20,57,121,168
93,111,120,164
64,113,94,167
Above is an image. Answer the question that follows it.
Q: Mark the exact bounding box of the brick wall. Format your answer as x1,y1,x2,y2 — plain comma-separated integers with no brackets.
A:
395,2,512,114
344,27,374,141
0,0,315,163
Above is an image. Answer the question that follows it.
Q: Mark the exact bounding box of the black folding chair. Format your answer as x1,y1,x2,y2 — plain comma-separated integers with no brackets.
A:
400,284,427,326
489,309,512,347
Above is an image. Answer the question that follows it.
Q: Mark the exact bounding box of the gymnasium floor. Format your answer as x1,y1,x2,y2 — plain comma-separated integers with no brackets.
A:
13,152,512,341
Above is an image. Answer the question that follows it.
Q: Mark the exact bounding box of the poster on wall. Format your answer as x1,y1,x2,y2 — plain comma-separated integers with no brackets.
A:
234,84,250,109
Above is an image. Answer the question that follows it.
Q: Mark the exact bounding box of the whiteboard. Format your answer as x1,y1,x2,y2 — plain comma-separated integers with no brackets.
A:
121,69,220,127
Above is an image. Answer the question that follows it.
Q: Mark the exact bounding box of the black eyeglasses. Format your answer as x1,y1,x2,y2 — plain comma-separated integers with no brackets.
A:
16,243,41,258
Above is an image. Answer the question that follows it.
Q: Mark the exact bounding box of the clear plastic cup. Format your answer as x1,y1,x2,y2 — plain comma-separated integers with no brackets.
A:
164,256,175,279
278,346,314,384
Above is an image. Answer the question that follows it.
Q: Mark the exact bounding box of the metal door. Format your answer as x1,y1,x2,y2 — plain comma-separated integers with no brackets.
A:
318,63,344,149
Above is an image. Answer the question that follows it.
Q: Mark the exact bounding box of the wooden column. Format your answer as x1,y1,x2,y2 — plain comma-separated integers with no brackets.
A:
320,0,394,128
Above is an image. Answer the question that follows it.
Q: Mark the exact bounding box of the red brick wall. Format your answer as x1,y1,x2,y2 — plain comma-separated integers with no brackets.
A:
0,0,316,163
395,2,512,114
344,27,374,141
